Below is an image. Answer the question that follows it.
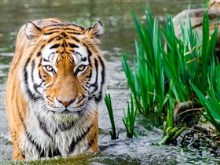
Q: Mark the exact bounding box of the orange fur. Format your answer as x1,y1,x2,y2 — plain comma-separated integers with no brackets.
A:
6,18,105,160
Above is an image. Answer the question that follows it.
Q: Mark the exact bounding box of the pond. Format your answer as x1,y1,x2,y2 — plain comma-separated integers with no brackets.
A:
1,0,219,164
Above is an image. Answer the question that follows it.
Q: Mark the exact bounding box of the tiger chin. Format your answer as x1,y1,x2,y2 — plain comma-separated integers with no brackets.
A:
5,18,106,160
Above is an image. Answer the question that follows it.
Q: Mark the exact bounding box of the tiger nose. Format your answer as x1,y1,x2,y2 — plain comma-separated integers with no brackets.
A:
57,98,75,107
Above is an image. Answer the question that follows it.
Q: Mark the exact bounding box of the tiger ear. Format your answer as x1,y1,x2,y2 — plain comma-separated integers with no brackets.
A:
85,21,104,40
25,22,42,40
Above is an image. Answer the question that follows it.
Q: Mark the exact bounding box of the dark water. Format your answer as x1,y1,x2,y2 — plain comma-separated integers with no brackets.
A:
1,0,219,164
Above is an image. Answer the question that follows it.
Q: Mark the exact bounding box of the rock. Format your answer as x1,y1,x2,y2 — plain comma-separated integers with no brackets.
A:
173,0,220,53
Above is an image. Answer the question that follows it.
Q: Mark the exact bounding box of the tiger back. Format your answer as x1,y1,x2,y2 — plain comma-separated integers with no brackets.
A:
5,18,106,160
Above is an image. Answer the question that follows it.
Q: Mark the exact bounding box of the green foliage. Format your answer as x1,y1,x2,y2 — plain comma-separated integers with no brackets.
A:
205,0,210,8
192,62,220,133
122,7,219,142
162,11,217,102
122,9,165,116
123,95,137,138
104,93,118,140
160,99,186,145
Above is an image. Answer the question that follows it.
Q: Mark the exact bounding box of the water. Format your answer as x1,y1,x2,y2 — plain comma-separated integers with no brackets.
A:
1,0,219,164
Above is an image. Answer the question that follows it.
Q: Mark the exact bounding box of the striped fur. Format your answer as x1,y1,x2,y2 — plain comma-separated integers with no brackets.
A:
5,18,106,160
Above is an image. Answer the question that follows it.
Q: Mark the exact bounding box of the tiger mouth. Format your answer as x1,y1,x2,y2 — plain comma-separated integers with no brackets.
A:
61,107,84,114
61,109,73,114
49,102,88,114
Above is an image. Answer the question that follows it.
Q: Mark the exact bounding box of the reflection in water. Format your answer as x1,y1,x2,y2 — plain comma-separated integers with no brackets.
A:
0,0,204,82
0,0,203,52
1,1,217,164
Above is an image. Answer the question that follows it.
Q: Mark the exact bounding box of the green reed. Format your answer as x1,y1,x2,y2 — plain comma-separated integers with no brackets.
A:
192,61,220,133
162,11,218,102
122,9,165,117
160,99,186,145
104,93,118,140
123,95,137,138
122,7,219,142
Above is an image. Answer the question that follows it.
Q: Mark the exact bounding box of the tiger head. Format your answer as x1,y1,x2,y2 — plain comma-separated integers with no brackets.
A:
22,20,105,114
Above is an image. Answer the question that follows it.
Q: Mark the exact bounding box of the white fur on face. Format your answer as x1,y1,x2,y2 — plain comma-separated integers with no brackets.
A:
41,44,58,74
39,44,90,112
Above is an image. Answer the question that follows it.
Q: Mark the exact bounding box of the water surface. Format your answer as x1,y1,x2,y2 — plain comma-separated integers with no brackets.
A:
1,1,219,164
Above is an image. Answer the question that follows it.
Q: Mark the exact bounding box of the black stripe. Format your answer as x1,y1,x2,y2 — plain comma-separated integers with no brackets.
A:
40,44,45,50
30,60,43,98
92,57,105,102
86,46,92,66
24,57,31,68
90,59,99,95
94,94,102,102
68,123,93,153
85,70,93,80
87,132,97,150
43,58,50,62
25,128,42,156
55,36,63,41
61,32,67,38
96,57,105,102
67,32,82,35
70,36,80,42
33,84,44,99
81,84,88,91
47,37,56,43
25,125,60,158
23,58,39,101
62,40,68,47
37,52,41,57
44,31,60,35
44,23,84,29
34,81,44,88
47,148,61,157
58,121,76,132
16,100,26,130
81,57,87,62
45,27,60,31
60,51,66,55
39,148,61,158
31,60,35,83
89,57,105,102
64,27,83,31
68,43,79,48
98,56,105,85
37,116,53,139
38,58,43,79
50,43,60,49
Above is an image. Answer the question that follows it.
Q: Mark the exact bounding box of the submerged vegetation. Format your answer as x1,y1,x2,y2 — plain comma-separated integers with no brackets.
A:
106,5,219,152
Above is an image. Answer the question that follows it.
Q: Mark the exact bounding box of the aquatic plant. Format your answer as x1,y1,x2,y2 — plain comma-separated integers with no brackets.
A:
162,11,218,102
122,9,165,117
122,7,219,143
192,62,220,133
123,95,137,138
160,99,186,145
164,11,219,134
104,93,118,140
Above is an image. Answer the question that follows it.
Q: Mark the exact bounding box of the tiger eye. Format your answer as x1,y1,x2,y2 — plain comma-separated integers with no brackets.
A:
44,65,53,72
78,65,85,71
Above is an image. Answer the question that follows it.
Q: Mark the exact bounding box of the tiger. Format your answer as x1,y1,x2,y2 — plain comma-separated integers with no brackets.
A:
5,18,106,160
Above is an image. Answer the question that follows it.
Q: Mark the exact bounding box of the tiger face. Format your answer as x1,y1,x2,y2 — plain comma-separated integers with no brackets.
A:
23,20,105,115
40,44,91,113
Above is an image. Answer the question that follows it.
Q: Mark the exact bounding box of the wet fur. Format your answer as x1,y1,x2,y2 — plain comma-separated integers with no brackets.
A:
5,18,105,160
